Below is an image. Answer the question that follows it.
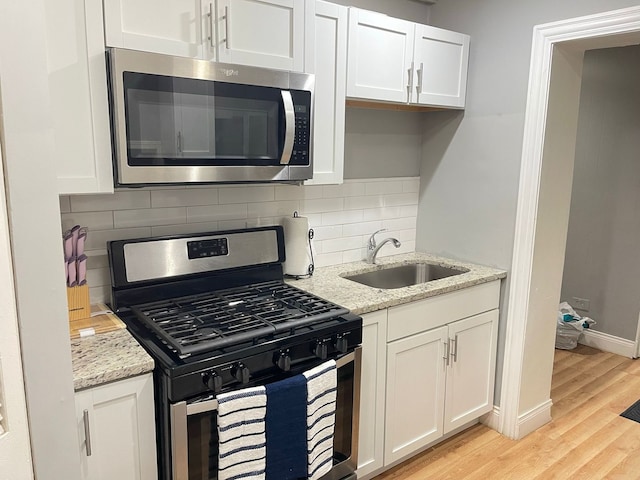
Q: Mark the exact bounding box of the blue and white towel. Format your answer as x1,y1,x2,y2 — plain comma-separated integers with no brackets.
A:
303,360,337,480
217,386,267,480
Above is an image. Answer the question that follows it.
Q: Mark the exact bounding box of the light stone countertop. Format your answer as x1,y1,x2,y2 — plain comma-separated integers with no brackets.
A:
70,252,505,390
71,328,154,391
286,252,507,315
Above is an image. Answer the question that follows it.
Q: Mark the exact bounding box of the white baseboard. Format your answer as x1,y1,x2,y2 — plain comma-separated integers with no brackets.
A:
515,399,552,439
480,405,501,431
579,329,636,358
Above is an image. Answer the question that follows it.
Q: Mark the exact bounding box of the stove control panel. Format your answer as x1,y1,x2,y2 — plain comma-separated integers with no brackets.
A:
232,362,251,384
187,238,228,259
202,370,223,393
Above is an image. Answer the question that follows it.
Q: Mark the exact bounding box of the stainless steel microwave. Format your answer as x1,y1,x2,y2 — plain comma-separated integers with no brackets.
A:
107,48,314,186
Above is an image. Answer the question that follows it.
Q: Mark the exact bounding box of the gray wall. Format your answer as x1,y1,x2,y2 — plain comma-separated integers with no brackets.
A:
561,45,640,341
329,0,430,23
417,0,640,403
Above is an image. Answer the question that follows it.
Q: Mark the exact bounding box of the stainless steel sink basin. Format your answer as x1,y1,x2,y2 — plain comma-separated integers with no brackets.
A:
344,263,469,289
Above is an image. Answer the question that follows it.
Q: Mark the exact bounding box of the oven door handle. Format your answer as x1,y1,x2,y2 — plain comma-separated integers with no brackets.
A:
279,90,295,165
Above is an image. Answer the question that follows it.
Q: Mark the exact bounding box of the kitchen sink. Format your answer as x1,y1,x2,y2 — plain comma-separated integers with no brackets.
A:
343,263,469,289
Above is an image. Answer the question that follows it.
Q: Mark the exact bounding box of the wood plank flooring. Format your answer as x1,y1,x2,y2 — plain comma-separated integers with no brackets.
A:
373,345,640,479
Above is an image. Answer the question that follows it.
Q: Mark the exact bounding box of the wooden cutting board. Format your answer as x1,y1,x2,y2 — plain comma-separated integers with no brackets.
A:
69,303,126,339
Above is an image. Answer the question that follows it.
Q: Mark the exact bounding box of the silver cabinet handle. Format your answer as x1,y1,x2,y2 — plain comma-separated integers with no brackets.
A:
443,340,450,367
279,91,295,165
223,6,230,49
450,334,458,363
406,62,414,104
416,62,424,103
207,3,214,48
83,409,92,457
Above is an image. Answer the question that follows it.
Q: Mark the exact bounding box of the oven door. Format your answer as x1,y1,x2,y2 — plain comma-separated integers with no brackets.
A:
170,348,361,480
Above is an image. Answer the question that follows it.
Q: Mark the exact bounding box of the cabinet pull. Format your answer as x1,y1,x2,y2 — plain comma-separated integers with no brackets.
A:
406,62,414,104
207,3,214,48
223,6,230,49
443,340,450,367
450,335,458,363
83,409,92,457
416,62,424,102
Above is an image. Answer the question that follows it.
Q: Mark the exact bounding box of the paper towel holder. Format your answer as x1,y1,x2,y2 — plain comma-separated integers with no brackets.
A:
284,211,315,279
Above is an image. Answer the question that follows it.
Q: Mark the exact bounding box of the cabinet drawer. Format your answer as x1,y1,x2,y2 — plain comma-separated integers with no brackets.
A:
387,280,500,341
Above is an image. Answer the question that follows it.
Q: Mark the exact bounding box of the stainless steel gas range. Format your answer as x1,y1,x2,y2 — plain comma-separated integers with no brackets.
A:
108,226,362,480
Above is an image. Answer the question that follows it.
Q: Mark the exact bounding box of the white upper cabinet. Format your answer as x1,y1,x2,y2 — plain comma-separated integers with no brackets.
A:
346,8,470,108
346,8,414,103
304,0,347,185
103,0,312,71
103,0,205,58
45,0,113,194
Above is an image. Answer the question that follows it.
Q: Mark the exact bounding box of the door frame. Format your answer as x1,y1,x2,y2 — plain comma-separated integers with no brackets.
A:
500,6,640,439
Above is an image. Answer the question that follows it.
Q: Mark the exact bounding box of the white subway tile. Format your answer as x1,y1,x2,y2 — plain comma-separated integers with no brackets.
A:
217,219,250,230
344,196,383,210
314,252,343,268
304,213,323,228
70,191,150,212
384,228,416,242
400,205,419,217
403,178,420,193
247,200,299,218
87,251,109,269
363,207,403,221
342,220,383,238
342,248,366,263
219,185,274,204
311,239,322,254
187,204,248,223
87,267,111,288
321,236,363,253
322,182,365,198
312,225,343,241
382,192,419,207
61,211,113,232
85,227,151,251
382,217,417,231
300,197,343,214
151,222,219,236
59,196,71,213
275,184,324,200
321,210,363,226
151,188,218,207
365,180,404,195
89,285,110,305
245,217,280,228
114,207,186,228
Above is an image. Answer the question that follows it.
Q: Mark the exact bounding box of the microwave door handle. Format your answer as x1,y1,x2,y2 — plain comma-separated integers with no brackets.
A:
280,90,295,165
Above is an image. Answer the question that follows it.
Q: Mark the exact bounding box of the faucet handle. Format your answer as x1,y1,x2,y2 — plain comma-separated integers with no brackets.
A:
368,228,386,248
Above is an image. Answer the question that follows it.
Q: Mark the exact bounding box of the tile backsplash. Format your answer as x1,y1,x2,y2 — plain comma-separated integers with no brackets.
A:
60,177,419,304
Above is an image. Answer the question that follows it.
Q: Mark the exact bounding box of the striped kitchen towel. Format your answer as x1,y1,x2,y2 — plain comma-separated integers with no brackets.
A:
303,360,337,480
217,386,267,480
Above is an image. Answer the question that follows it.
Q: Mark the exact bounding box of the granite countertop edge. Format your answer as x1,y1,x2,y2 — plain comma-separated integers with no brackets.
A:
286,252,507,315
71,328,154,391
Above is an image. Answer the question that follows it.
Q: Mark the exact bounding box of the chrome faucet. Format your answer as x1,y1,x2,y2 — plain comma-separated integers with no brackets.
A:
366,229,401,264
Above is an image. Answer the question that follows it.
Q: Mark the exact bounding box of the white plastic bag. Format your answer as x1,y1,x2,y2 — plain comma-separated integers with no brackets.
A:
555,301,596,350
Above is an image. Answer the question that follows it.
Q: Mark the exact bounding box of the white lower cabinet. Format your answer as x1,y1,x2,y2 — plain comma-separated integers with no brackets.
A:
357,280,500,478
75,373,158,480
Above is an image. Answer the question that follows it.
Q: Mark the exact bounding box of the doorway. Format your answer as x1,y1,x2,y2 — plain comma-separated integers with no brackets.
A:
499,6,640,439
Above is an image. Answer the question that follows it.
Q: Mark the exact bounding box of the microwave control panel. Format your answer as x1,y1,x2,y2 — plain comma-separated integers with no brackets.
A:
290,91,312,166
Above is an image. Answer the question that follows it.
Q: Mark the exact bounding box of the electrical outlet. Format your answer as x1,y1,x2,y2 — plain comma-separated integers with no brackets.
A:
572,297,590,311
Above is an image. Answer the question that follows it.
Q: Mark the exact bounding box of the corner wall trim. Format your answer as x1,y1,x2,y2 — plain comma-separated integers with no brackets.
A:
515,399,552,439
480,405,501,431
579,330,636,358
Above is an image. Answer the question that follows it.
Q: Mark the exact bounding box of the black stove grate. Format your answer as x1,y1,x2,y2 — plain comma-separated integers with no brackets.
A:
131,280,349,356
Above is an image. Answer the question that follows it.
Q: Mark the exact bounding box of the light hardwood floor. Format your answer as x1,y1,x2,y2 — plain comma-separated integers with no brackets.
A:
374,345,640,479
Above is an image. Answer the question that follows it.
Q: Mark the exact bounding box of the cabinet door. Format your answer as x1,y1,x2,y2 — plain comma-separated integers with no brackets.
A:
45,0,113,194
304,0,346,185
385,326,447,465
346,8,414,103
444,309,498,434
357,310,387,478
104,0,204,58
75,374,157,480
216,0,307,71
412,24,469,108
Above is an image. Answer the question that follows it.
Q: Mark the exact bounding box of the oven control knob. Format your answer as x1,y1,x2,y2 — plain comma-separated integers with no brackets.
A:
276,351,291,372
334,335,349,354
232,363,250,384
313,340,328,360
203,371,223,393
